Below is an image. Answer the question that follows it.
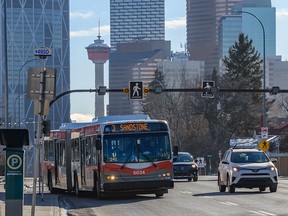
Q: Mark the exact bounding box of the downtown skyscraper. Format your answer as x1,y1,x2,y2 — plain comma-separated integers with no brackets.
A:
0,0,70,142
186,0,242,78
109,0,168,115
110,0,165,51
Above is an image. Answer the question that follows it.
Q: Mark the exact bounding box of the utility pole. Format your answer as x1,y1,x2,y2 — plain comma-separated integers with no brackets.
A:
30,47,52,216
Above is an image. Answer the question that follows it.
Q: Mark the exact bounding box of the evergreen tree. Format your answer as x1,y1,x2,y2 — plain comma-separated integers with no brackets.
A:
222,33,263,137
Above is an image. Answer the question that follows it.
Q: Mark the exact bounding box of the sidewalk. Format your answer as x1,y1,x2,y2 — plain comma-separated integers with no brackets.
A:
0,177,64,216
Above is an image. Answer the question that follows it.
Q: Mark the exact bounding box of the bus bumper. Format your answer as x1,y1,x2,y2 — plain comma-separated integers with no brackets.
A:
103,180,174,194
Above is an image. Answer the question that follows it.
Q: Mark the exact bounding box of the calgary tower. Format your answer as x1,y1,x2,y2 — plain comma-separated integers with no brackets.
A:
86,26,110,117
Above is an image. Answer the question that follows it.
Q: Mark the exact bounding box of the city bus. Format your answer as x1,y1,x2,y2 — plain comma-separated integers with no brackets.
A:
44,115,176,198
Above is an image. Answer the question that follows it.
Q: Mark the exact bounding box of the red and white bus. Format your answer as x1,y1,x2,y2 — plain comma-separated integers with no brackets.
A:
44,115,176,198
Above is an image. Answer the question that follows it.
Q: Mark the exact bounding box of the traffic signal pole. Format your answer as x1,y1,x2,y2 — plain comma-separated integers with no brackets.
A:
31,47,52,216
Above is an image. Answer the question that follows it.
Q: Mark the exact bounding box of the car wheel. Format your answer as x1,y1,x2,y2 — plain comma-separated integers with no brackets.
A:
227,175,235,193
193,176,198,182
155,193,164,198
259,187,266,192
269,186,277,192
188,178,192,182
218,174,226,192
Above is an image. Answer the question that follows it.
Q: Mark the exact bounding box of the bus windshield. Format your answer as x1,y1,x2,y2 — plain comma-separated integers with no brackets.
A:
103,132,171,163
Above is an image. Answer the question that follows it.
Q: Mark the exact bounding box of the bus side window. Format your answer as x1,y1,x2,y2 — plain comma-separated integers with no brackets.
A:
44,140,49,161
86,138,92,165
91,136,97,165
59,140,65,166
71,139,80,162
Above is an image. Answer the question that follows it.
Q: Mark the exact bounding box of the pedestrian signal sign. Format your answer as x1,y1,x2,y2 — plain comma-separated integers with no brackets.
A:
129,81,144,100
202,81,214,98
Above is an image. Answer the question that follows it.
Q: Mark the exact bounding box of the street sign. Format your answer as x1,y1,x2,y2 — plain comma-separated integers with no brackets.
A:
196,157,205,168
129,81,144,100
34,47,52,57
261,127,268,139
258,139,270,152
27,68,56,100
202,81,214,98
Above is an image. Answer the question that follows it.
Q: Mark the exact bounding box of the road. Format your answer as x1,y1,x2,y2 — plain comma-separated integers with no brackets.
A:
60,176,288,216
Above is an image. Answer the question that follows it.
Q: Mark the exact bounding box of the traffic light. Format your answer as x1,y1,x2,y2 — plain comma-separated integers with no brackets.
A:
202,81,214,98
129,81,144,100
42,120,51,136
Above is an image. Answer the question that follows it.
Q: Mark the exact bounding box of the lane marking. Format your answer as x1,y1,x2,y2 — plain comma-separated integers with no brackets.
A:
249,210,276,216
179,191,193,194
219,201,238,206
258,211,276,216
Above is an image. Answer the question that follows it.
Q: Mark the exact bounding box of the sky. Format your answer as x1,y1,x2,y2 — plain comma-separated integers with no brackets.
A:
69,0,288,122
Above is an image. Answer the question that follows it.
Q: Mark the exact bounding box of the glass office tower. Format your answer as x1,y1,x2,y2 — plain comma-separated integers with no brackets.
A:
0,0,71,142
110,0,165,51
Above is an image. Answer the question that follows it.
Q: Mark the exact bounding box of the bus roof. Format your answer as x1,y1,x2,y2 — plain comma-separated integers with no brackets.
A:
92,115,150,123
59,122,92,130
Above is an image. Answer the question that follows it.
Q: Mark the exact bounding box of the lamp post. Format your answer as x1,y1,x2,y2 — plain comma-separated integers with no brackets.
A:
153,79,166,118
237,10,266,128
17,58,41,127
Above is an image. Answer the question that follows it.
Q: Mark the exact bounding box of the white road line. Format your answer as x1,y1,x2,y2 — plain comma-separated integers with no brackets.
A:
258,211,276,216
219,201,238,206
179,191,193,194
249,210,276,216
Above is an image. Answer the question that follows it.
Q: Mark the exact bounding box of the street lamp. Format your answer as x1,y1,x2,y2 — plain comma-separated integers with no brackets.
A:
153,79,166,118
237,10,266,128
17,58,41,127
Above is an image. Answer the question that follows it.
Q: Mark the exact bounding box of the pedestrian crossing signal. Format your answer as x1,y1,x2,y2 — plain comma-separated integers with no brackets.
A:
129,81,144,100
202,81,214,98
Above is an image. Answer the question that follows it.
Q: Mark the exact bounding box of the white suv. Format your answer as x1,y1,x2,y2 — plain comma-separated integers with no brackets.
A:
218,148,278,193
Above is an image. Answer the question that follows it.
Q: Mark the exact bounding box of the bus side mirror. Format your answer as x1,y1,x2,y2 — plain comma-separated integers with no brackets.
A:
96,136,102,150
173,146,178,161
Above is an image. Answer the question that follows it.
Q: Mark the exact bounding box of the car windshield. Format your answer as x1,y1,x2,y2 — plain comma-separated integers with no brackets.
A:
103,132,171,163
231,151,269,163
175,153,193,162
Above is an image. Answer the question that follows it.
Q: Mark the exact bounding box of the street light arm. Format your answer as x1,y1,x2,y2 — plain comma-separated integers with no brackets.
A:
236,10,266,127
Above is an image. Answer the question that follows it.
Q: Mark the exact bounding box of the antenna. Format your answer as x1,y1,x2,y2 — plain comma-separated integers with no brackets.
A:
97,19,101,40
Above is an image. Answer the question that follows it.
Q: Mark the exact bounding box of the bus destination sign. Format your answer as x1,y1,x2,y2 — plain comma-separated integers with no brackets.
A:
104,122,168,133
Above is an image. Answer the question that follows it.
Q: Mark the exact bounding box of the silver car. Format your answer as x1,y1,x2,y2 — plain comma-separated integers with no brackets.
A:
218,148,278,193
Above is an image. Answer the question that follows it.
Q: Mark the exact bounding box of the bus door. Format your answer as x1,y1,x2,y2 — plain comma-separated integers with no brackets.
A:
54,140,60,185
80,138,86,186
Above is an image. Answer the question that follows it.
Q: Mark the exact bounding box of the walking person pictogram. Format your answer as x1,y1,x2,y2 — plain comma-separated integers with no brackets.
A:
132,83,141,96
204,82,211,95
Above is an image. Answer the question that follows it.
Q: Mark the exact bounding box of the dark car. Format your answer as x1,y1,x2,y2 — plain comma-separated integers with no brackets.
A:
173,152,198,182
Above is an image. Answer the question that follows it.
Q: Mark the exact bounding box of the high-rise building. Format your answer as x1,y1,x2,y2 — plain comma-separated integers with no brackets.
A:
110,0,165,52
218,0,276,74
186,0,242,78
241,6,276,59
109,0,167,115
0,1,70,142
109,40,170,115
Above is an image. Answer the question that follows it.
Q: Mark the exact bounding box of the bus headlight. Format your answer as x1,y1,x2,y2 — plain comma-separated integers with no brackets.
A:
106,175,116,180
160,172,171,180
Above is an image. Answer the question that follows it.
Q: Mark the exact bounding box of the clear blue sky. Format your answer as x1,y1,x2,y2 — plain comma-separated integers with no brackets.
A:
69,0,288,122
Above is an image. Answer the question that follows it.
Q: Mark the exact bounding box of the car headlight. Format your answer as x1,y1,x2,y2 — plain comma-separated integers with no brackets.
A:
268,166,276,171
192,164,197,169
232,167,242,172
